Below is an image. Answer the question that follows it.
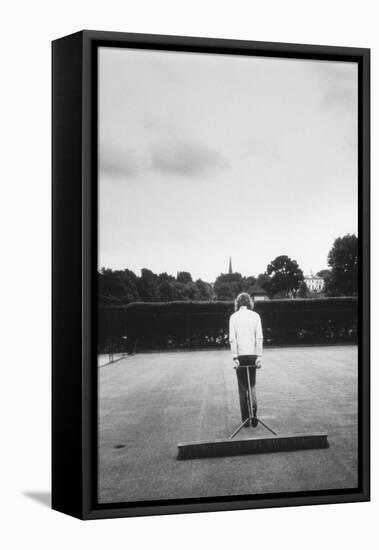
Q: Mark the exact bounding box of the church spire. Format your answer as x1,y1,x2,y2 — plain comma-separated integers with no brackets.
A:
228,256,233,274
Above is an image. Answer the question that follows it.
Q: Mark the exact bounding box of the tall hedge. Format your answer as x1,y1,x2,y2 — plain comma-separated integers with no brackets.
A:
98,297,357,353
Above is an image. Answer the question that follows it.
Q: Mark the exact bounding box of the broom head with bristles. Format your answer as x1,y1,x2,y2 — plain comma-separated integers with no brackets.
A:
177,432,328,460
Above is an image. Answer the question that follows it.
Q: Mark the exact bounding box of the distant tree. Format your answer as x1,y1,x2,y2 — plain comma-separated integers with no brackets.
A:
137,268,159,301
171,282,189,301
195,279,214,301
157,280,174,302
184,282,201,301
213,282,234,300
265,255,304,298
98,293,121,306
156,275,212,302
325,234,358,296
297,280,309,298
316,269,331,279
213,273,246,300
244,275,257,295
256,273,271,294
176,271,193,284
98,268,140,304
157,272,175,284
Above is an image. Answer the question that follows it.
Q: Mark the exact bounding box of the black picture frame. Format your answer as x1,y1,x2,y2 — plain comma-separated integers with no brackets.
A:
52,30,370,520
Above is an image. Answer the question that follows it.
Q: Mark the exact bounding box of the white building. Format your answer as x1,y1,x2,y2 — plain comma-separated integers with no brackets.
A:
304,272,324,292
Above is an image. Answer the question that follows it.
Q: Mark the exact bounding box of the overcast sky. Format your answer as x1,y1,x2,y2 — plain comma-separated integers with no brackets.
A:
98,47,358,281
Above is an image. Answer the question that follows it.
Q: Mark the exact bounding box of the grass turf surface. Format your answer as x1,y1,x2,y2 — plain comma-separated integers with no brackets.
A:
98,346,357,503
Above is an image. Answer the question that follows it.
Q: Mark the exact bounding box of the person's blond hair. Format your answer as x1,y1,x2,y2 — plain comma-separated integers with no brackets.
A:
234,292,254,312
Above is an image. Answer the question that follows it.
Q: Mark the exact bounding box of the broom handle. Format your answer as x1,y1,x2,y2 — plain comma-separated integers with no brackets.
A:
246,365,278,436
246,365,253,418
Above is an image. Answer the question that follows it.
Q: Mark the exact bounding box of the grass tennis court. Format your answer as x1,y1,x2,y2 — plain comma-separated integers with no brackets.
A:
98,346,358,503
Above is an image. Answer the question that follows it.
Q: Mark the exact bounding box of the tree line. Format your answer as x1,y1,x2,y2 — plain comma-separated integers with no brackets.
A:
98,234,358,305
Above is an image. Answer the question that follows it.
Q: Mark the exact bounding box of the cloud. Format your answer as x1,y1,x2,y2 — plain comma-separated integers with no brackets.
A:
100,121,228,180
150,138,228,177
312,62,357,111
99,142,150,178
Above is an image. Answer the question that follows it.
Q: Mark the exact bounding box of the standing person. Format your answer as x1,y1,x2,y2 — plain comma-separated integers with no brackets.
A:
229,292,263,427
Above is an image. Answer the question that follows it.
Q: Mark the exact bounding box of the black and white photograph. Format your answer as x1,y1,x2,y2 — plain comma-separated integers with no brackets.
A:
3,0,378,543
97,45,361,504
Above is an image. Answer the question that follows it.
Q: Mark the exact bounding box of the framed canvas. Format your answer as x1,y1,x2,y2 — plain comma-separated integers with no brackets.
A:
52,30,370,520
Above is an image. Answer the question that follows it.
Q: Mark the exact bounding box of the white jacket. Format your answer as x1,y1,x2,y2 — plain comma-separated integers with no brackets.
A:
229,306,263,357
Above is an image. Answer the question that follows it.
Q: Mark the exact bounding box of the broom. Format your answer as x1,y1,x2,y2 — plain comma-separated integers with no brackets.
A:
177,363,328,460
